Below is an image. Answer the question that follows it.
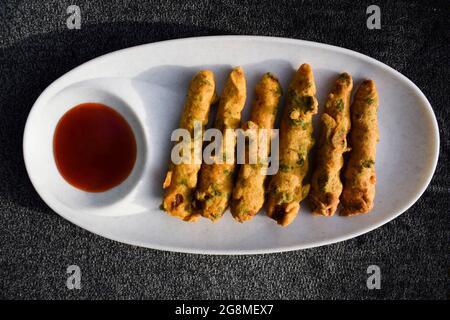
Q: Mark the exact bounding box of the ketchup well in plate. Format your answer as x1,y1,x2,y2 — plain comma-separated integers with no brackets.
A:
53,103,137,192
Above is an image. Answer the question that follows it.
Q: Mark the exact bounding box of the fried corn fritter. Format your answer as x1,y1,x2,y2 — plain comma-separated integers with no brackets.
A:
309,73,353,216
266,64,318,226
161,70,216,221
195,67,247,221
230,73,282,222
341,80,379,216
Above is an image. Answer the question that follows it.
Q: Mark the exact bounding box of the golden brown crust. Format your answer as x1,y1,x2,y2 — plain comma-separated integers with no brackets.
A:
195,67,247,221
161,70,216,221
309,73,353,216
341,80,379,216
266,64,318,226
230,73,282,222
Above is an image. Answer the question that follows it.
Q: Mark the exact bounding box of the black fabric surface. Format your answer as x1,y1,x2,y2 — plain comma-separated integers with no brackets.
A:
0,0,448,299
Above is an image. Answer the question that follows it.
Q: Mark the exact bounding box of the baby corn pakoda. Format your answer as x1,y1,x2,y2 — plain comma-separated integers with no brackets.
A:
195,67,247,221
309,73,353,216
231,73,282,222
341,80,379,216
266,64,318,226
161,70,216,221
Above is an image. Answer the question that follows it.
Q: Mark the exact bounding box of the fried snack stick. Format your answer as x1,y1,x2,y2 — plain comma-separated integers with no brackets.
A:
341,80,379,215
230,73,282,222
161,70,216,221
309,73,353,216
195,67,247,221
266,64,318,226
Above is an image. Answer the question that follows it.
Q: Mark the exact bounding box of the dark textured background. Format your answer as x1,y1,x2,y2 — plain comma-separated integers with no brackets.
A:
0,0,448,300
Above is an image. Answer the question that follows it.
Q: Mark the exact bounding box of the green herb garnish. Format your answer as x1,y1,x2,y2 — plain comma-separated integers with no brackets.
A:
361,159,375,168
335,99,344,112
265,72,278,82
338,73,351,86
290,94,315,112
289,117,306,127
279,163,291,172
365,97,375,105
278,192,293,204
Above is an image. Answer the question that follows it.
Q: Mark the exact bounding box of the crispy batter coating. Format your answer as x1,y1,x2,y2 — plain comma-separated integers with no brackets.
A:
309,73,353,216
195,67,247,221
161,70,216,221
341,80,379,215
230,73,282,222
266,64,318,226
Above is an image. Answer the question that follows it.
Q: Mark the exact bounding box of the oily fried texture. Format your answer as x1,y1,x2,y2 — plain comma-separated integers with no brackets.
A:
309,73,353,216
341,80,379,215
266,64,318,226
231,73,282,222
195,67,247,221
161,70,216,221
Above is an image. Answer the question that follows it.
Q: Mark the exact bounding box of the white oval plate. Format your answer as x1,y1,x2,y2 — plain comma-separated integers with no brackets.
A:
23,36,439,254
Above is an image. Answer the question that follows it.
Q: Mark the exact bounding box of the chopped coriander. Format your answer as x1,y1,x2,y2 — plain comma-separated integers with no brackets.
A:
361,159,375,168
335,99,344,112
289,109,301,127
290,94,315,112
278,192,293,204
211,212,222,219
338,73,351,86
365,97,375,105
279,163,291,172
210,184,223,197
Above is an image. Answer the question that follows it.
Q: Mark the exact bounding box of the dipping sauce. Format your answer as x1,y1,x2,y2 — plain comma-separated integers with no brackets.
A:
53,103,137,192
